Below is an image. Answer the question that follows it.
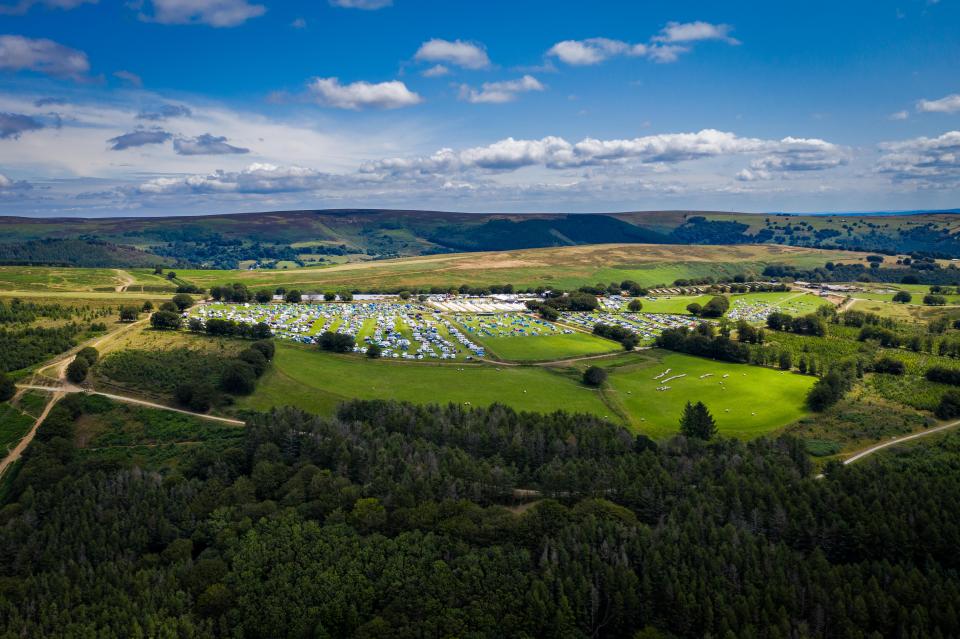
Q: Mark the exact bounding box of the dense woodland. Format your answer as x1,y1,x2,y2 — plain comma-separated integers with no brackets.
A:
0,397,958,637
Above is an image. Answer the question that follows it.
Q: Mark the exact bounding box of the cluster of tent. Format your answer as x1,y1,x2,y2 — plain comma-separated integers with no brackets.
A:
454,313,572,339
560,311,701,341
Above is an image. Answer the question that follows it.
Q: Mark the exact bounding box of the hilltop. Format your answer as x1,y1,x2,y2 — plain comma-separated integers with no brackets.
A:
1,208,959,268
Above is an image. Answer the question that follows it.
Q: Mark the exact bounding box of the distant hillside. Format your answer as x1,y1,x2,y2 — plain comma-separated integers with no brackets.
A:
1,208,959,267
0,238,175,268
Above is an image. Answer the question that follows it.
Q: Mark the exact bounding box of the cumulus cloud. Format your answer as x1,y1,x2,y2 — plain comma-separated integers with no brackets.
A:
876,130,960,188
917,93,960,114
0,35,90,80
421,64,450,78
362,130,847,176
307,77,422,110
136,104,192,121
329,0,391,9
414,38,490,70
137,163,334,195
0,112,44,139
548,21,738,66
113,70,143,87
458,75,544,104
653,21,740,45
107,128,172,150
173,133,249,155
0,0,95,15
138,0,266,27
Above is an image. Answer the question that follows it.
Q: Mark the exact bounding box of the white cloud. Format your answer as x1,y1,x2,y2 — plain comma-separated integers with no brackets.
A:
113,70,143,87
329,0,391,9
139,0,266,27
547,38,642,66
547,21,738,67
0,35,90,80
173,133,249,155
457,75,544,104
917,93,960,114
307,77,422,110
889,110,909,120
414,38,490,70
876,130,960,188
654,21,739,45
421,64,450,78
0,0,95,15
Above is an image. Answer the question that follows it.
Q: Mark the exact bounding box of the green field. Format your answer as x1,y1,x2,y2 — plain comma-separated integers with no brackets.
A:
603,352,816,439
0,403,33,454
475,332,621,361
238,343,615,419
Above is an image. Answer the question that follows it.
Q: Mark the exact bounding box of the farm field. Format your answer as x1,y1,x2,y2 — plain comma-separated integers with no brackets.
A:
451,312,620,361
237,343,614,419
637,290,827,318
603,351,816,439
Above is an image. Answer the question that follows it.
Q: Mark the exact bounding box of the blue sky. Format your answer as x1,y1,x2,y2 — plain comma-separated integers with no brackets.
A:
0,0,958,216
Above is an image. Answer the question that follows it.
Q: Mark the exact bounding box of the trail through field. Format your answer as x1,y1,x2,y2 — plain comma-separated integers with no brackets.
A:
841,419,960,466
0,390,63,478
114,269,135,293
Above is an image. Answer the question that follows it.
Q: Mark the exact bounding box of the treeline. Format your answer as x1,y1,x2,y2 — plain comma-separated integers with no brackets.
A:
764,258,960,286
2,399,960,636
0,299,102,325
187,318,272,340
0,238,170,268
0,323,85,373
656,324,751,363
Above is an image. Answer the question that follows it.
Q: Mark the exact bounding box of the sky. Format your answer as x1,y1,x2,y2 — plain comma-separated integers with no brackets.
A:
0,0,958,217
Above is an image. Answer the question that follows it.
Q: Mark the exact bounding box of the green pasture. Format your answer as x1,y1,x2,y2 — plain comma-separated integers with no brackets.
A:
475,332,621,362
238,343,614,418
602,351,816,439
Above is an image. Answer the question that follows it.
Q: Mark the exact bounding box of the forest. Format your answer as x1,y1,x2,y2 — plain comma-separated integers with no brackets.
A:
0,396,958,638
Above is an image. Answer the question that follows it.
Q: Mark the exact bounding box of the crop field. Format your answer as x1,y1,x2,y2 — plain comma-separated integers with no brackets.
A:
238,343,615,419
451,313,620,361
602,351,816,439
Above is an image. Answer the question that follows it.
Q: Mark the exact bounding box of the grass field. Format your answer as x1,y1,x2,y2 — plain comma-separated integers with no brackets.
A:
238,342,614,418
474,332,621,362
601,351,816,439
0,404,33,454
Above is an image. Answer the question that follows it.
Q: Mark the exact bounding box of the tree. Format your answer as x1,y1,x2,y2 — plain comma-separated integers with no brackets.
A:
701,296,730,318
75,347,98,366
0,372,14,402
238,348,268,377
251,340,275,361
582,366,607,386
340,291,354,302
172,294,194,311
679,401,717,440
324,291,337,301
119,306,139,322
936,389,960,419
66,358,89,384
150,310,181,330
166,272,177,280
255,289,272,303
319,331,355,353
141,300,153,312
366,343,382,359
398,291,412,300
285,290,302,303
924,294,947,306
893,291,912,303
779,350,792,370
627,299,643,312
159,301,177,312
220,360,256,395
686,302,702,316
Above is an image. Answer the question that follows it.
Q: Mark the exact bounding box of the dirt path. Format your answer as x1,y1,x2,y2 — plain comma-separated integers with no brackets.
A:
114,269,135,293
842,419,960,466
0,391,63,478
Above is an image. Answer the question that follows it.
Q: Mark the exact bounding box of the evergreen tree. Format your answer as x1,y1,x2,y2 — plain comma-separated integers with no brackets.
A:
679,401,718,440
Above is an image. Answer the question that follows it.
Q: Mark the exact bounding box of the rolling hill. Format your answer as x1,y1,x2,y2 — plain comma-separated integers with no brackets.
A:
1,208,959,268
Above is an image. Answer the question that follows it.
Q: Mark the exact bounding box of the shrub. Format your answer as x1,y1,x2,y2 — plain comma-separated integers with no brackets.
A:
319,331,355,353
66,358,89,384
75,347,99,366
119,306,140,322
220,360,256,395
582,366,607,386
627,299,643,312
238,348,268,377
936,389,960,420
367,344,382,359
924,294,947,306
872,357,905,375
251,340,275,361
926,366,960,386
